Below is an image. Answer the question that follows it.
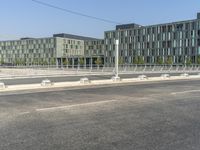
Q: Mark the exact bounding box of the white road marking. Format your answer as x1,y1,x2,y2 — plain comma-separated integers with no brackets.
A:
171,90,200,95
36,99,118,112
18,111,30,115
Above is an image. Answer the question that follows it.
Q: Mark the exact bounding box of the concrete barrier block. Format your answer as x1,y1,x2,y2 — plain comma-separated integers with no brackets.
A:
80,77,90,84
0,82,6,89
161,74,170,78
111,76,121,82
41,79,53,86
138,75,148,80
180,73,189,77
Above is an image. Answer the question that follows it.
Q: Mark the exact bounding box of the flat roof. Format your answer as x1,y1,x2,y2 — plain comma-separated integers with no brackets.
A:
106,18,199,32
53,33,101,41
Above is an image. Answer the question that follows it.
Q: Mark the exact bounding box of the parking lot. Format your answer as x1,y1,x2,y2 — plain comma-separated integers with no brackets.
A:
1,79,200,150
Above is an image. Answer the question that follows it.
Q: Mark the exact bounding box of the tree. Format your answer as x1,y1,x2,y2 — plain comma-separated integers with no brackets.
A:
180,56,185,65
157,56,163,64
166,56,173,65
63,59,69,68
138,56,145,64
50,58,56,66
133,56,139,64
39,58,44,65
43,60,48,66
23,60,26,66
197,56,200,64
95,57,102,69
186,58,192,66
0,60,2,65
33,58,38,65
0,58,4,65
118,57,124,65
14,59,21,66
79,58,84,66
16,59,26,66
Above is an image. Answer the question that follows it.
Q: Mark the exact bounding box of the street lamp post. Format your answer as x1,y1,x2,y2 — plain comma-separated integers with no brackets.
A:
115,39,119,78
112,39,121,81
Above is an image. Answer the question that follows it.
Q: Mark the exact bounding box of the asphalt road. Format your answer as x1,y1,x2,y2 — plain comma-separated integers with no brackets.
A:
1,79,200,150
0,72,198,85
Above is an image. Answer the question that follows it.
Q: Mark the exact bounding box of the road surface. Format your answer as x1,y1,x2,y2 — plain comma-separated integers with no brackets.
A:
1,79,200,150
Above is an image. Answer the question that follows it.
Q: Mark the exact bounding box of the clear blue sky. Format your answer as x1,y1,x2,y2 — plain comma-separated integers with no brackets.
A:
0,0,200,40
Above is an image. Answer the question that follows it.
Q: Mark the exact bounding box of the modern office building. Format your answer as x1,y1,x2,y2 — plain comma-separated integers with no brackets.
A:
104,12,200,66
0,33,104,67
0,37,57,66
0,12,200,67
54,33,104,67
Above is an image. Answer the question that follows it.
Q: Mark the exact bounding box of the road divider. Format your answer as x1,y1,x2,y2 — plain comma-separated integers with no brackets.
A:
1,74,200,92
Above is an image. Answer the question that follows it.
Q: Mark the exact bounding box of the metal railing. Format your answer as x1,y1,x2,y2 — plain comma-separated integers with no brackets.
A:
0,64,200,74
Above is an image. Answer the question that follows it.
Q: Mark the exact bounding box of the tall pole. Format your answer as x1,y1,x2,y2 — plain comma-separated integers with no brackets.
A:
115,39,119,78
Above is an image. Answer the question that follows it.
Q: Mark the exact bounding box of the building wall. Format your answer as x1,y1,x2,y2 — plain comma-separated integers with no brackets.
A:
0,37,85,65
84,39,104,57
104,17,200,65
56,37,84,58
0,37,56,65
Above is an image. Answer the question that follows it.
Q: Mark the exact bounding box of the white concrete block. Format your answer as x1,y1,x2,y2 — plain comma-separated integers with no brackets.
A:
138,75,148,80
80,77,90,84
111,76,121,82
180,73,189,77
0,82,5,89
41,79,53,86
161,74,170,78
